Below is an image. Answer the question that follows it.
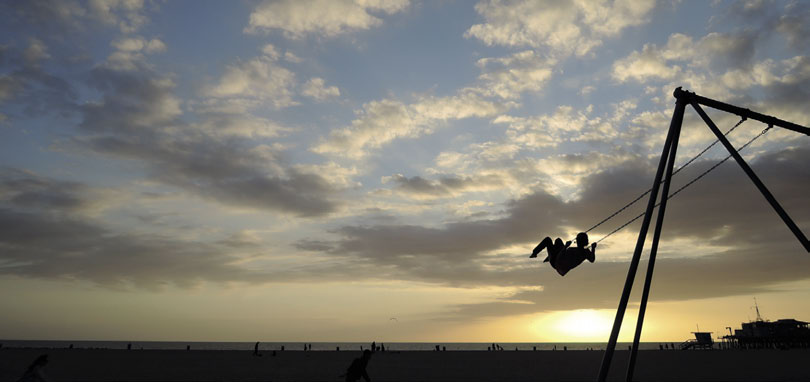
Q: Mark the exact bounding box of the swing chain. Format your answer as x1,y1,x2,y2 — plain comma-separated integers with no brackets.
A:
570,117,747,243
589,120,772,245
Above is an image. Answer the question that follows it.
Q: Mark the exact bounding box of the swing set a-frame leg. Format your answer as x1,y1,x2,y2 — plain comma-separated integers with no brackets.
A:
625,100,683,382
596,97,686,382
691,101,810,253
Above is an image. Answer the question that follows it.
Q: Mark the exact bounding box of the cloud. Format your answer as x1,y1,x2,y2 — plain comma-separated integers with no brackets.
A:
0,44,77,117
204,53,297,110
611,32,757,83
22,38,50,65
611,27,810,128
112,37,166,53
0,207,261,289
0,168,117,216
244,0,410,38
105,36,167,72
475,50,556,99
729,0,810,52
284,51,304,63
495,104,619,148
0,170,273,288
466,0,656,57
302,77,340,100
297,145,810,314
313,91,508,158
612,43,680,83
381,173,505,199
73,63,341,217
7,0,149,33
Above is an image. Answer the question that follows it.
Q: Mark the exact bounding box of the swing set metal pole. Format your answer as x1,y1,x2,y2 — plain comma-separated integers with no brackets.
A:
625,101,684,382
674,88,810,136
596,97,687,382
691,101,810,253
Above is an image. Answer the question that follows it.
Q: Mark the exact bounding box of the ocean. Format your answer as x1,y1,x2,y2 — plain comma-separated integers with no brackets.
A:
0,340,666,351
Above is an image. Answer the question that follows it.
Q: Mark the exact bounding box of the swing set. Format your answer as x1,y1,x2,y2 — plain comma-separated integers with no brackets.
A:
579,88,810,382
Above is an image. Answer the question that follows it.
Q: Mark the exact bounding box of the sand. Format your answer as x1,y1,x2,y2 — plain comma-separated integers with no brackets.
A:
2,348,809,382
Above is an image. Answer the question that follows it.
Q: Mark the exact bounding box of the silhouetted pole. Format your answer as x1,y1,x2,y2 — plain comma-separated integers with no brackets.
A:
625,99,684,382
674,88,810,136
596,96,687,382
691,101,810,253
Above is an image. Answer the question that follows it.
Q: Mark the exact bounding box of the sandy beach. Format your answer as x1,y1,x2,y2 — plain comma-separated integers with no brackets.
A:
2,348,809,382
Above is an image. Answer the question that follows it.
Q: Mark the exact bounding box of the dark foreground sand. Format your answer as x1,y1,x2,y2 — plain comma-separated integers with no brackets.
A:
2,348,809,382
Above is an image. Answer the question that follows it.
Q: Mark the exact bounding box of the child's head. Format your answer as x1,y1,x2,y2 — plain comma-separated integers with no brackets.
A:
576,232,589,247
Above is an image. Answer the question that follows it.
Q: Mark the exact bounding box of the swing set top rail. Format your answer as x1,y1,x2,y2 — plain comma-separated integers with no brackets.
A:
674,87,810,136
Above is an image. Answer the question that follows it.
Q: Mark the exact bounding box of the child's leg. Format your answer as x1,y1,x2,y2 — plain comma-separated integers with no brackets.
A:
530,237,553,258
548,238,564,267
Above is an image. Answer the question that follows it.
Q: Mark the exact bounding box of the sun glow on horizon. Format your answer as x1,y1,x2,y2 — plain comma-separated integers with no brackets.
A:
549,309,614,341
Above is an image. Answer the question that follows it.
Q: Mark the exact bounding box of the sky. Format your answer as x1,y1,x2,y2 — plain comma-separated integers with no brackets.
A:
1,0,809,343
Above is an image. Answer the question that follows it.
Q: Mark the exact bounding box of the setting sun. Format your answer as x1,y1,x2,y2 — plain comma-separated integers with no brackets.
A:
552,310,614,340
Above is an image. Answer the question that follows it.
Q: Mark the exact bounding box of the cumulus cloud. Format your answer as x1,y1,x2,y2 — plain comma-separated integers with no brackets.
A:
313,91,508,158
611,23,810,128
112,37,166,53
466,0,656,57
495,104,619,149
205,53,297,110
245,0,410,38
612,32,757,84
105,36,167,72
475,50,556,99
302,77,340,101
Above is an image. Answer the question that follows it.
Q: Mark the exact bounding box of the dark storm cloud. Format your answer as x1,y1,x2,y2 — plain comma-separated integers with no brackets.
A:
300,145,810,313
71,65,340,217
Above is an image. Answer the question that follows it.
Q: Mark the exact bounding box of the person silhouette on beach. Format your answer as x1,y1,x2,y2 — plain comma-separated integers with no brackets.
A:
17,354,50,382
344,349,372,382
530,232,596,276
253,342,261,356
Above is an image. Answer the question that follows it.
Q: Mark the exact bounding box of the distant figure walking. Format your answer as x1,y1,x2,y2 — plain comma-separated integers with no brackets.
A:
371,341,376,353
530,232,596,276
17,354,49,382
253,342,261,356
344,349,372,382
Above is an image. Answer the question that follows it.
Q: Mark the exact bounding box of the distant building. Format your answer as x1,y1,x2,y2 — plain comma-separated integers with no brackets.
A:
724,318,810,349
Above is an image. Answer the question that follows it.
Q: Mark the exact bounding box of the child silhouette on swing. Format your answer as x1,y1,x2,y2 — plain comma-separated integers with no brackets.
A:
530,232,596,276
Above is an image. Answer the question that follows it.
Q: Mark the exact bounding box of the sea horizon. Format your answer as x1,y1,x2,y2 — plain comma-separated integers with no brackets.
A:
0,339,670,351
